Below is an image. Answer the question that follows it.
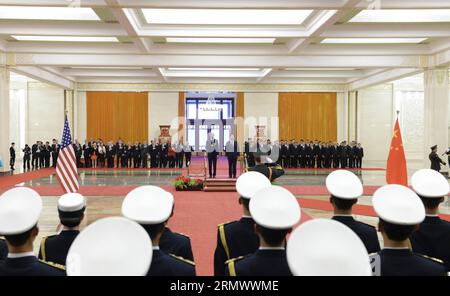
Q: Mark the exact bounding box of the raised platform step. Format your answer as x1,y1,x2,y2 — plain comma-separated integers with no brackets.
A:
203,178,237,192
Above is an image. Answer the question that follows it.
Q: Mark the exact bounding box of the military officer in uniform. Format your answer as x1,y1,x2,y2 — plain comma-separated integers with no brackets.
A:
0,238,7,260
122,186,196,276
429,145,446,172
248,153,284,182
409,169,450,271
0,188,65,276
326,170,380,253
38,193,85,266
66,216,152,276
158,190,194,261
287,219,372,275
205,133,219,178
214,172,271,275
226,186,301,276
370,184,446,276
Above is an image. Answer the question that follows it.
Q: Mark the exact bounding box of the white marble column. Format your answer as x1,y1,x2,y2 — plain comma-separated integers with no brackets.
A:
0,64,10,172
348,91,357,142
423,68,449,171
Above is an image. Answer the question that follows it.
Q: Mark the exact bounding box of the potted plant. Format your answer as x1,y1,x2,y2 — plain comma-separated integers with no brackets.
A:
174,176,204,191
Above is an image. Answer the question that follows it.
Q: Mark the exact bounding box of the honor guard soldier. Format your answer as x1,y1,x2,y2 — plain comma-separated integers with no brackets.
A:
429,145,446,172
326,170,381,253
0,188,65,276
0,238,7,260
214,172,271,275
39,193,85,266
159,191,194,261
409,169,450,271
122,186,196,276
66,217,152,276
371,185,446,276
226,186,301,276
248,153,285,182
287,219,371,275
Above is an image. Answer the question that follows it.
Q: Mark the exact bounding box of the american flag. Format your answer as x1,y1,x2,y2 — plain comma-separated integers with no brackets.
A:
56,116,79,193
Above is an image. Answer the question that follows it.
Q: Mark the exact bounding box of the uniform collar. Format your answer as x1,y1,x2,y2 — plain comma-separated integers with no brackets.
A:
241,215,252,219
259,247,285,250
7,252,35,259
152,246,160,250
333,214,353,217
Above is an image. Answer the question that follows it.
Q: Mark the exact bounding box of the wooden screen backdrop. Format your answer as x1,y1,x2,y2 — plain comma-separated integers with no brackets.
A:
278,92,337,142
87,91,148,143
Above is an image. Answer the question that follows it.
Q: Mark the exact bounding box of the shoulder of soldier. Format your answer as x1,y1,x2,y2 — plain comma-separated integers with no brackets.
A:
225,255,248,266
38,259,66,271
414,253,445,266
168,253,195,266
170,231,191,242
353,220,377,231
218,220,238,229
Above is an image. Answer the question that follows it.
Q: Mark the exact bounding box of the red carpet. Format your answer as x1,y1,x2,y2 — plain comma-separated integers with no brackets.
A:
285,167,385,171
0,168,54,192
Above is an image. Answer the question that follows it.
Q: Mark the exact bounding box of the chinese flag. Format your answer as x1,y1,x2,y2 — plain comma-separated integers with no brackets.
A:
386,117,408,186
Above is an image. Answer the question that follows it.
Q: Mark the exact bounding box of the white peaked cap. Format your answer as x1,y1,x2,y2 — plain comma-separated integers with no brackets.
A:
250,186,301,229
326,170,363,199
58,193,86,212
411,169,450,198
0,187,42,235
236,171,271,199
373,184,425,225
66,217,152,276
287,219,371,276
121,185,174,224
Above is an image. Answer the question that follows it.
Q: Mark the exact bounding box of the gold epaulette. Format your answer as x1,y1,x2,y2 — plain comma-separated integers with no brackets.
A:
39,259,66,270
225,256,245,277
217,221,234,228
39,236,48,261
420,254,444,264
169,253,195,266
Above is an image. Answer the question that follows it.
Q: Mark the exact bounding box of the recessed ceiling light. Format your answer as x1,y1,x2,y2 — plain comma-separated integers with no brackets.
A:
285,68,357,71
12,36,118,42
160,67,271,78
349,9,450,23
70,67,144,70
0,6,100,21
321,38,426,44
166,37,275,44
142,9,313,25
168,68,261,71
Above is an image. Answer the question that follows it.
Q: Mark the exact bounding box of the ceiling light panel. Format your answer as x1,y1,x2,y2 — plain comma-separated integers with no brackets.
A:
12,36,119,42
321,38,426,44
0,6,100,21
166,37,276,44
142,9,313,25
349,9,450,23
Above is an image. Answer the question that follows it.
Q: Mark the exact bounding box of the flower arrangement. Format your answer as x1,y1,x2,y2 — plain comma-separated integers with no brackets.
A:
174,176,204,191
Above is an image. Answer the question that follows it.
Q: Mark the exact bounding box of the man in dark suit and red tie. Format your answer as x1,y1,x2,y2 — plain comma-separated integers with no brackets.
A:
206,133,219,178
225,134,239,179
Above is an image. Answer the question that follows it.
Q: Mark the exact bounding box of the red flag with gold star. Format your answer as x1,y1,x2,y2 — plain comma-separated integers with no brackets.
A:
386,116,408,186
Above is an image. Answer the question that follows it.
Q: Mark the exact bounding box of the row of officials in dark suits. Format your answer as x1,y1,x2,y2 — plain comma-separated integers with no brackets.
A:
0,168,448,276
9,139,61,171
244,139,364,169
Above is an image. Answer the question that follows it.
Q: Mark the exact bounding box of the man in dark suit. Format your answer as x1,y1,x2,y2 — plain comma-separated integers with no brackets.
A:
410,169,450,272
225,134,239,178
339,141,348,168
305,141,313,168
225,186,300,276
121,186,196,276
214,172,271,275
140,141,149,168
356,143,364,168
205,133,219,178
73,140,83,168
370,185,446,276
0,188,65,276
83,141,92,168
149,140,157,168
116,141,123,168
51,139,59,168
9,143,15,171
39,193,85,266
429,145,446,172
326,170,380,254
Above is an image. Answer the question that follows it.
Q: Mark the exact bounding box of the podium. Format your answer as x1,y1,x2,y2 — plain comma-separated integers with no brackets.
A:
158,125,172,144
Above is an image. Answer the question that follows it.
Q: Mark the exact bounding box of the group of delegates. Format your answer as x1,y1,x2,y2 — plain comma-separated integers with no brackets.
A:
244,139,363,169
9,139,61,171
72,138,194,169
0,169,448,276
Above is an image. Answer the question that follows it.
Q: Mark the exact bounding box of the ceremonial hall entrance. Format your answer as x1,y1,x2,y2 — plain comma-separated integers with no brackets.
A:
185,92,236,151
